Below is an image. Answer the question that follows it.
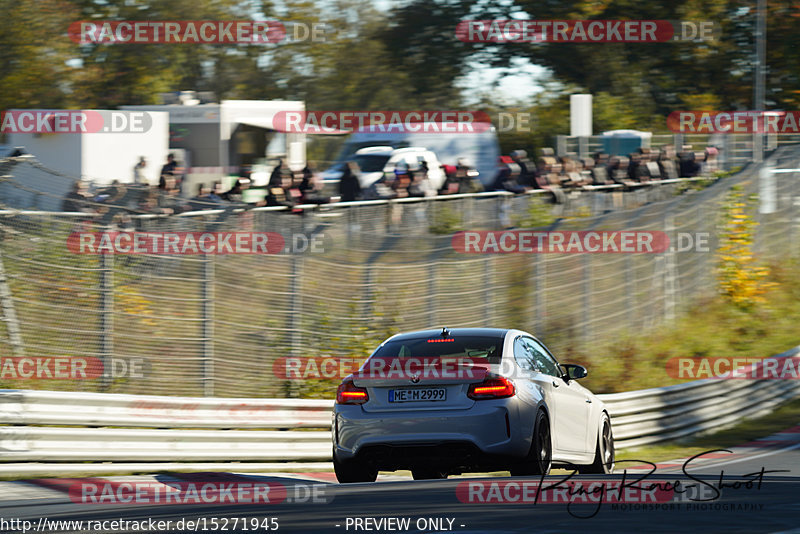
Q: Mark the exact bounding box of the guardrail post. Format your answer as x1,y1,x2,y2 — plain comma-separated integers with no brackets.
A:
201,253,214,397
99,250,113,390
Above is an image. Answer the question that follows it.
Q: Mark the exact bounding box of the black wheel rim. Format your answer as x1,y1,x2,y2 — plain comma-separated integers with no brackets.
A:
602,421,614,472
538,418,551,469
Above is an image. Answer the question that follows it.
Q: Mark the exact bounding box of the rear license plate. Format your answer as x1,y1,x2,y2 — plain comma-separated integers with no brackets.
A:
389,388,446,403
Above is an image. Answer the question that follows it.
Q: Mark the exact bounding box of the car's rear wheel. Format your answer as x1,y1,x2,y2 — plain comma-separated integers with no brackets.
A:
579,413,614,474
333,450,378,483
411,467,448,480
510,410,551,476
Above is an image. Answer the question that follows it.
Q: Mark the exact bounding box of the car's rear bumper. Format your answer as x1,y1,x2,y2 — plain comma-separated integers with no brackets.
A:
333,401,528,466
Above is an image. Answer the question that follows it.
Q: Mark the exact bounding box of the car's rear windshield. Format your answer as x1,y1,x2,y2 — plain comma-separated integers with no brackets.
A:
369,335,504,363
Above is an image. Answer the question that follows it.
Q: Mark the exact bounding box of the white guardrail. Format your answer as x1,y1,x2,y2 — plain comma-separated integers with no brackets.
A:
0,346,798,463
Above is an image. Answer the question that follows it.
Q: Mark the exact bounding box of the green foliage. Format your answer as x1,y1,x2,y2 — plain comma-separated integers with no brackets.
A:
428,204,463,235
569,257,800,394
514,196,556,229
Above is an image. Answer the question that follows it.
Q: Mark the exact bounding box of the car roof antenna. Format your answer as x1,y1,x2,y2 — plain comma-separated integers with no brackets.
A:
441,326,450,337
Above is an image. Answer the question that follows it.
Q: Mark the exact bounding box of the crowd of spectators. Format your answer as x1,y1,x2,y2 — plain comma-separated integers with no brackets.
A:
61,155,328,217
487,145,719,195
337,144,720,202
61,145,721,215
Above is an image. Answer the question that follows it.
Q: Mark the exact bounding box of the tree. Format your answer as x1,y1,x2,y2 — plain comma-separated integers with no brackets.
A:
0,0,79,112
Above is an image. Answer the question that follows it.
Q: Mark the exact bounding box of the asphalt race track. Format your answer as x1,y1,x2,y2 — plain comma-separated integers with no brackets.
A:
2,426,800,534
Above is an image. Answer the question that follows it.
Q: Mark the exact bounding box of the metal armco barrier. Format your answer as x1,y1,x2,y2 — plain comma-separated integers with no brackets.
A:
0,346,798,462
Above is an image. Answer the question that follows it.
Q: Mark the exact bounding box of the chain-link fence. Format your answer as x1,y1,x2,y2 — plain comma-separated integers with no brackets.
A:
0,148,797,397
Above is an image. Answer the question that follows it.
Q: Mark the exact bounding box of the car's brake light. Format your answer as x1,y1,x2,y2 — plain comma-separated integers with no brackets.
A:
468,377,515,400
336,379,369,405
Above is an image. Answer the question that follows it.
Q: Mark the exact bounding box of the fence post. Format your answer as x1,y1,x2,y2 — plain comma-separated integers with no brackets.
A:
346,208,353,249
674,133,684,152
362,264,374,318
578,136,589,159
582,254,592,341
484,256,494,324
427,262,437,327
533,253,545,334
99,251,113,390
0,249,25,358
663,214,677,322
792,170,799,259
720,134,731,171
556,135,567,157
288,256,303,397
625,254,635,326
201,253,215,397
753,132,764,163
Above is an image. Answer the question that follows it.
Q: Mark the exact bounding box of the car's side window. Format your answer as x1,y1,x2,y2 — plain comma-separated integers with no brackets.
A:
513,337,535,371
524,338,561,377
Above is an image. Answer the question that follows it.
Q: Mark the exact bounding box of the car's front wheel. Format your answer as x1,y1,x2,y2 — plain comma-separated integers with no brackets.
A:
333,450,378,483
510,410,551,476
579,413,615,474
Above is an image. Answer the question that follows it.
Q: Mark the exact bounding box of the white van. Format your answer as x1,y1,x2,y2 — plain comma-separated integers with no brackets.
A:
328,146,446,190
322,122,500,187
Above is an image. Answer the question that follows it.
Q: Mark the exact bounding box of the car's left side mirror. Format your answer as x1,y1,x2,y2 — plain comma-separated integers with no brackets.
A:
562,364,588,381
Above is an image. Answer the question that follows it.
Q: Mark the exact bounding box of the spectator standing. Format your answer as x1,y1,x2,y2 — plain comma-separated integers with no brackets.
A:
439,164,460,195
133,157,148,184
339,161,362,201
220,179,247,203
159,154,178,189
62,181,93,212
511,150,536,188
658,146,679,180
456,158,483,193
269,159,288,187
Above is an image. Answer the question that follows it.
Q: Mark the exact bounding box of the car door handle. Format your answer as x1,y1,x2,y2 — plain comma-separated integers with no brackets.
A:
552,380,560,388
